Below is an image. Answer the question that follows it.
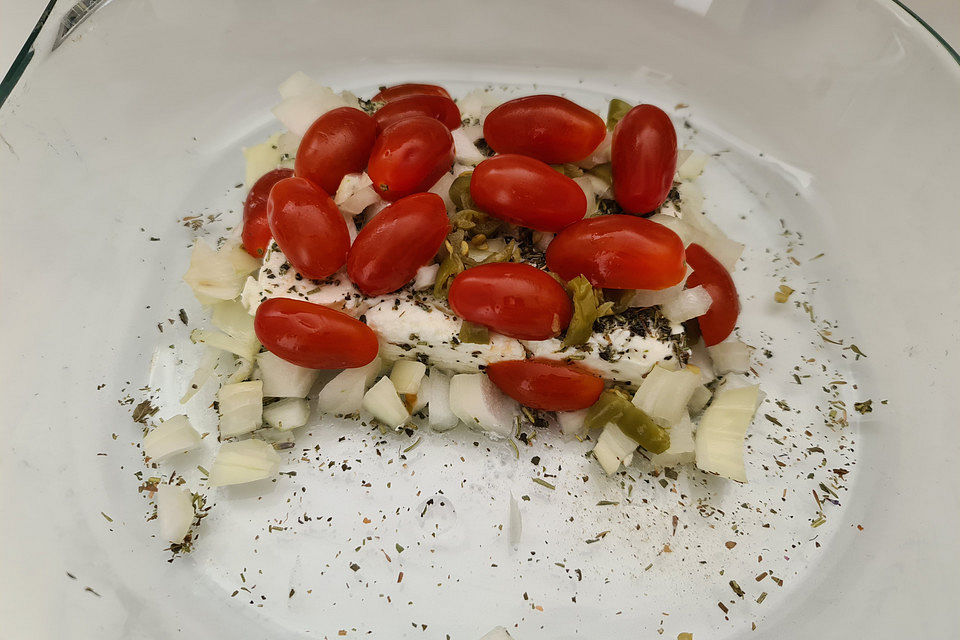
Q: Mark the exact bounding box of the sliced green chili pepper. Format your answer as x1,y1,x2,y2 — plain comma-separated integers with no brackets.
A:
606,98,633,131
448,172,475,211
562,275,614,347
458,321,490,344
585,390,670,454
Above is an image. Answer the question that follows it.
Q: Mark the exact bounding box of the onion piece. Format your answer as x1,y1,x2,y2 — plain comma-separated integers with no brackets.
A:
242,133,286,188
448,373,519,438
208,438,282,487
226,357,255,384
217,380,263,438
190,329,259,359
182,239,260,305
256,350,320,397
573,175,598,217
263,397,310,431
575,131,612,169
508,493,522,545
660,285,712,323
695,384,761,482
362,376,410,429
278,71,315,99
335,172,381,217
648,412,696,469
212,300,260,355
532,231,555,252
452,128,486,165
557,408,588,437
708,339,752,374
413,264,439,290
316,357,382,415
156,484,194,543
390,360,426,395
688,384,712,415
428,171,458,213
424,369,458,431
180,347,221,404
632,365,701,427
592,422,637,475
677,150,709,181
272,85,355,137
687,338,716,384
142,415,201,460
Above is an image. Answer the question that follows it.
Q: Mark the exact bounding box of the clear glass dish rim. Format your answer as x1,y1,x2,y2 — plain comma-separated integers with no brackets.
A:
1,0,958,111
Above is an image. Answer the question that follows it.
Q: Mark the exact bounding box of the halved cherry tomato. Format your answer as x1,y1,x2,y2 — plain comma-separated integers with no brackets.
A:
612,104,677,214
347,193,450,296
266,177,350,280
486,359,604,411
367,116,455,201
470,154,586,232
448,263,572,340
295,107,377,195
372,83,451,103
684,243,739,346
546,215,685,290
242,168,293,258
254,298,379,369
482,95,606,164
373,94,461,134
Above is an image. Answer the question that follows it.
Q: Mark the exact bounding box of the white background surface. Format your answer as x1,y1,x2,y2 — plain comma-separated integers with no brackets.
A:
1,0,958,78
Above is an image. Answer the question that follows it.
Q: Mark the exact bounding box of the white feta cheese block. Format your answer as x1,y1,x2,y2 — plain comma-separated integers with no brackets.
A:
364,296,525,374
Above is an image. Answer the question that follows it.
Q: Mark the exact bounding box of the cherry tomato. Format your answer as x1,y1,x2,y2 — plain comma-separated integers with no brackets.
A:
612,104,677,214
470,154,586,232
546,215,685,290
684,243,739,346
294,107,377,195
367,116,455,201
347,193,450,295
482,95,606,164
241,168,293,258
254,298,379,369
448,263,572,340
372,83,451,103
486,359,604,411
373,94,461,134
266,176,350,280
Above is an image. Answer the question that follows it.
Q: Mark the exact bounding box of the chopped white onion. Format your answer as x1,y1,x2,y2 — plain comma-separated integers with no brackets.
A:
278,70,315,99
242,133,287,188
239,276,261,314
390,359,426,395
592,422,637,475
448,373,519,438
557,409,588,437
708,339,752,374
272,85,355,137
316,357,382,415
217,380,263,438
180,347,221,404
532,231,555,252
682,210,745,271
573,175,598,217
695,384,761,482
632,365,701,427
212,300,260,355
425,369,458,431
156,484,194,543
456,88,500,124
468,237,506,262
334,172,381,217
256,350,320,397
648,412,695,469
479,627,515,640
687,338,716,384
208,438,282,487
688,384,712,414
263,397,310,431
190,329,259,360
677,150,709,181
678,181,704,216
676,149,693,169
226,356,255,384
660,285,713,323
343,213,358,244
452,128,486,165
362,376,410,429
413,264,439,290
428,172,457,213
142,414,201,460
182,239,260,305
647,212,696,247
575,131,612,169
276,131,301,159
508,493,522,545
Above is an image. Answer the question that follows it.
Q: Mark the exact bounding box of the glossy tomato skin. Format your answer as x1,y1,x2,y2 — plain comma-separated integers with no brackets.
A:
546,215,686,290
295,107,377,195
372,83,451,103
684,243,739,346
483,95,606,164
347,193,450,296
448,263,572,340
470,154,587,232
266,177,350,280
612,104,677,214
373,94,461,133
367,116,455,201
254,298,379,369
486,359,604,411
242,168,293,257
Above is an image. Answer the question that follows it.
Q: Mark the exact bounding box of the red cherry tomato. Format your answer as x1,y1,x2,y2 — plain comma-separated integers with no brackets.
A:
612,104,677,214
482,95,606,164
254,298,379,369
448,263,572,340
372,83,451,103
347,193,450,295
546,215,685,290
373,94,461,134
266,177,350,280
470,154,587,232
241,168,293,258
684,243,739,346
486,359,604,411
294,107,377,195
367,116,455,201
